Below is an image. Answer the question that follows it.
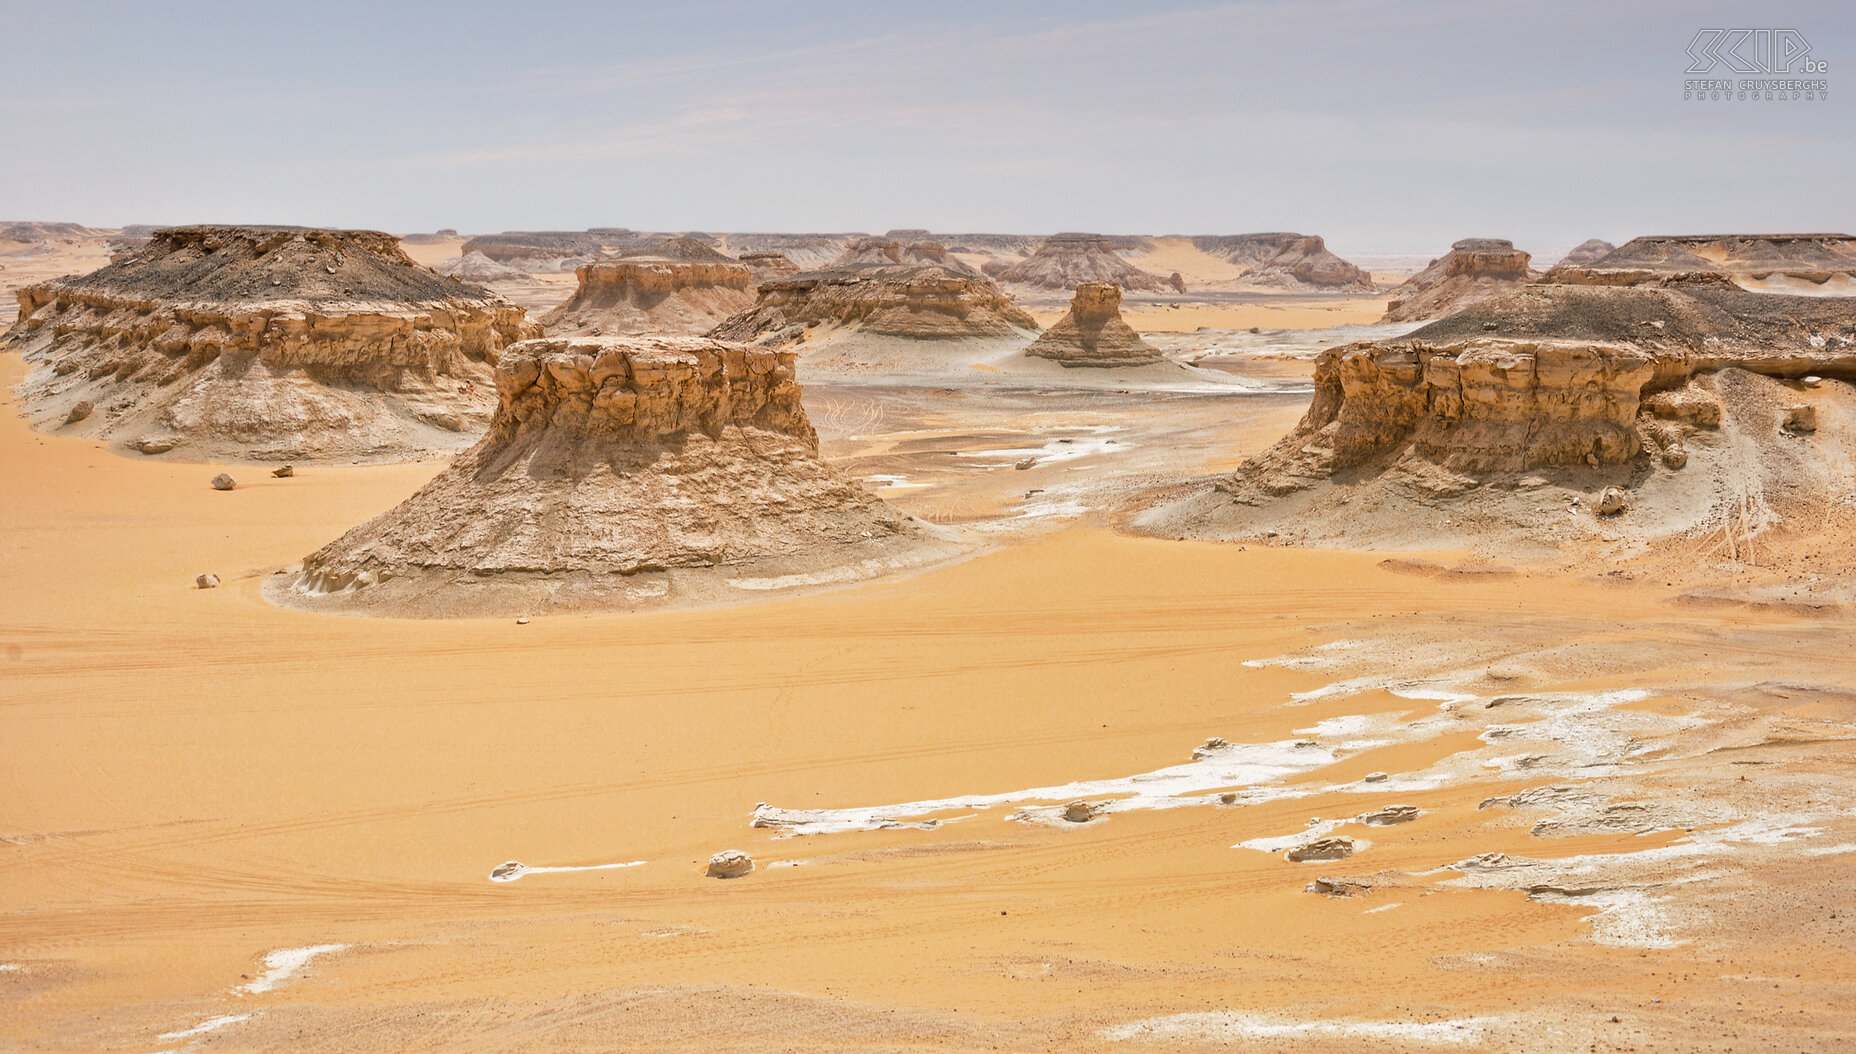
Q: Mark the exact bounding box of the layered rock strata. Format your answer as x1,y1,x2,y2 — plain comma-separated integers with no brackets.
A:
279,335,957,615
995,233,1172,293
828,237,979,276
1547,234,1856,290
1190,233,1376,292
2,225,540,461
710,264,1038,343
1023,283,1164,367
542,257,756,337
1382,238,1534,323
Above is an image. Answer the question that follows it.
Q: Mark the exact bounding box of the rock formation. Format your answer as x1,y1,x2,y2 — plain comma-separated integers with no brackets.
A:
706,850,754,878
439,251,536,284
1546,234,1856,290
737,251,800,284
1553,239,1616,268
277,335,961,616
828,237,979,276
1,225,541,461
719,234,862,270
995,233,1172,293
1382,239,1534,323
1190,233,1376,292
458,229,656,271
619,236,737,263
1023,284,1164,368
542,253,756,337
710,262,1038,344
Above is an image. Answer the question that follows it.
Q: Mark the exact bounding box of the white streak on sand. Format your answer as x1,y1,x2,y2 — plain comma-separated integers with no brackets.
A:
237,944,347,995
158,1014,251,1039
0,963,19,971
1103,1011,1501,1044
490,860,645,883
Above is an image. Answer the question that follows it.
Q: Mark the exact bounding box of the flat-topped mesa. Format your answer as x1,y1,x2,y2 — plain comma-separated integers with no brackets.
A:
710,263,1039,344
828,237,980,276
995,233,1173,293
1546,233,1856,290
541,254,756,337
1552,239,1617,268
458,229,655,271
618,236,737,263
1190,233,1376,292
1,225,541,461
736,251,800,284
1381,238,1533,322
278,335,959,616
1024,283,1165,368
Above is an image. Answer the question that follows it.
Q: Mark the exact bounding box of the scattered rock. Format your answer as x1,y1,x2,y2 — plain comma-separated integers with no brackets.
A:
706,850,754,879
1362,772,1389,783
271,465,294,478
210,473,237,491
1218,792,1239,805
1306,876,1373,896
1783,404,1818,433
1596,486,1632,516
489,860,525,881
1014,457,1038,470
1062,800,1106,823
1360,805,1421,826
195,573,220,589
132,436,176,454
1286,837,1357,863
64,400,93,424
515,616,530,625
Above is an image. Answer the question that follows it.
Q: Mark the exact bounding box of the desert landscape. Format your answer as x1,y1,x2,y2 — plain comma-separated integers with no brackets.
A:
4,5,1853,1053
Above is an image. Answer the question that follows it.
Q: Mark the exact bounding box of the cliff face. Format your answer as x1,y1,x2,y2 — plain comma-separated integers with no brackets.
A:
541,258,756,337
281,335,958,616
996,233,1172,293
1023,283,1164,368
1,225,540,461
710,264,1039,343
1382,238,1534,322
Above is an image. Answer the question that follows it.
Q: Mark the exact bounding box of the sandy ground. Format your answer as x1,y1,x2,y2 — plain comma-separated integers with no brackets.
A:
6,242,1856,1052
1027,297,1388,334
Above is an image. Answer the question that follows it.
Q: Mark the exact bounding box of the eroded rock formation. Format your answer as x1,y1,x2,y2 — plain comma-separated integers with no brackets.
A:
1382,238,1534,323
710,263,1038,344
439,251,537,284
1,225,541,461
542,256,756,337
737,251,800,284
1553,239,1616,268
995,233,1172,293
1023,283,1164,368
828,237,979,276
1191,233,1376,292
278,335,960,616
1547,234,1856,291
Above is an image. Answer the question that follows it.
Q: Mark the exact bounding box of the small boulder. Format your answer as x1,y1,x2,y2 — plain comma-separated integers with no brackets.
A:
1596,486,1631,516
706,849,754,879
1062,800,1106,823
1286,837,1356,863
133,436,176,454
195,573,220,589
1783,405,1818,433
1362,772,1389,783
1014,457,1038,470
65,401,93,424
271,465,294,478
1360,805,1421,826
489,860,526,881
210,473,237,491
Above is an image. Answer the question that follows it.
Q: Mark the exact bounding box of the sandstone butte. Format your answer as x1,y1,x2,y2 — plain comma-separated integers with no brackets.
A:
1381,237,1535,323
994,232,1176,293
0,225,540,462
1023,283,1165,368
709,252,1039,344
1188,232,1377,292
542,238,757,338
1142,248,1856,576
276,335,965,617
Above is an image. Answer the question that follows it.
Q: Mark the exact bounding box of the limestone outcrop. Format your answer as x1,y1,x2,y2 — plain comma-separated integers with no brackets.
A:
458,229,655,271
1023,284,1164,368
710,264,1038,344
439,251,537,284
1,225,541,461
1191,233,1376,292
1546,234,1856,291
737,251,800,284
542,256,756,337
1382,238,1533,323
828,237,979,276
277,335,961,616
995,233,1172,293
1553,239,1616,268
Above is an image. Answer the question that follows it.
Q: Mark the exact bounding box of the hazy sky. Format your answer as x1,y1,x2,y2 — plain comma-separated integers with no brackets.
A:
3,0,1849,254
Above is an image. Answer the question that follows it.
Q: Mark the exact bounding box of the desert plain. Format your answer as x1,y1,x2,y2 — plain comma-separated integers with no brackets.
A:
4,224,1856,1054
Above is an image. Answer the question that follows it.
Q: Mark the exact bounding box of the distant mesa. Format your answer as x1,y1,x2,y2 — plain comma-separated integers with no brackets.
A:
277,334,963,616
542,249,756,338
996,233,1174,293
438,250,536,284
1381,238,1534,323
711,255,1039,344
1546,233,1856,293
1552,239,1616,268
0,225,540,462
828,237,980,277
718,234,866,271
1024,283,1165,368
1190,233,1376,292
736,251,800,284
458,229,658,272
0,221,109,246
618,236,738,263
